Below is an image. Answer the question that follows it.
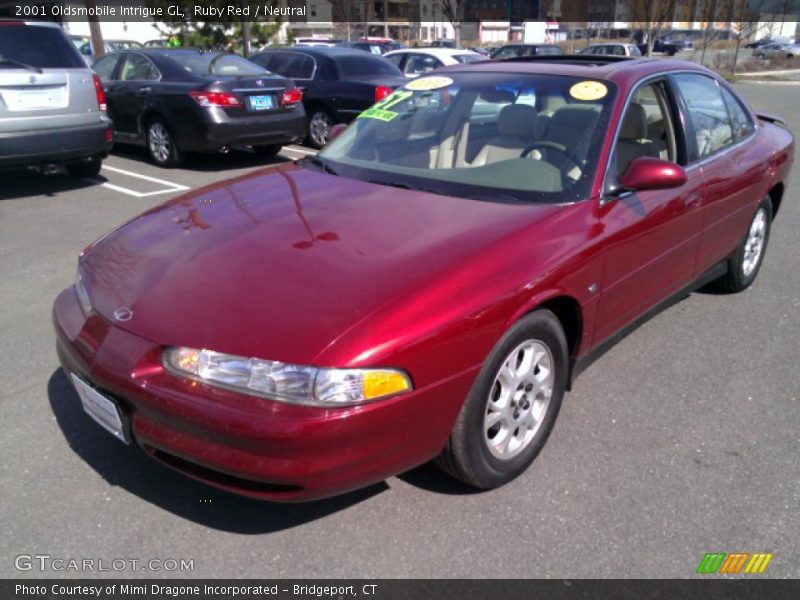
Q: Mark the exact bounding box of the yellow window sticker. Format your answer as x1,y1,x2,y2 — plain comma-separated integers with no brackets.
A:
405,76,454,91
358,107,399,122
569,81,608,101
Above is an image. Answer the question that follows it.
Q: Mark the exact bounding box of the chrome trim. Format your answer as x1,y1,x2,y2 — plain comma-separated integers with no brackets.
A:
232,87,284,93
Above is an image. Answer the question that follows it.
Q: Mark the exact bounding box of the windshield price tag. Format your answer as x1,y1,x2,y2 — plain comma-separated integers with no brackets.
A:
405,76,454,91
358,107,400,122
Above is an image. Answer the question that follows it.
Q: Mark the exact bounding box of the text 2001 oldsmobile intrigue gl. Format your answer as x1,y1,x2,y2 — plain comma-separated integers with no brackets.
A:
53,57,793,501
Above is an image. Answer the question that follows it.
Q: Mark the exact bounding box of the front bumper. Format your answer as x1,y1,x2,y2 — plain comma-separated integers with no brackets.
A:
52,287,476,501
174,106,307,152
0,120,113,169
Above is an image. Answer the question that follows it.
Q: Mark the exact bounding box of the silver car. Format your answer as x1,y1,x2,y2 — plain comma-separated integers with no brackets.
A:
0,21,113,177
752,42,800,59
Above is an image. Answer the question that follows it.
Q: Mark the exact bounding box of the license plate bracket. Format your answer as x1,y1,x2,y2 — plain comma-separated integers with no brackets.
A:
70,373,131,445
249,95,275,111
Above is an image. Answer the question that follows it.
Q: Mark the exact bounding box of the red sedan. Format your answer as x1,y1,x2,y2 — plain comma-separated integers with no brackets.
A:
53,57,794,501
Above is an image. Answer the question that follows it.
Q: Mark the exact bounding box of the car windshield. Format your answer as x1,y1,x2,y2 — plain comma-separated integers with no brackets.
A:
317,72,616,204
167,52,267,76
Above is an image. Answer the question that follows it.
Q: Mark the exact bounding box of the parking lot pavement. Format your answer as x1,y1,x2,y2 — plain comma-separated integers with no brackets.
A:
1,84,799,579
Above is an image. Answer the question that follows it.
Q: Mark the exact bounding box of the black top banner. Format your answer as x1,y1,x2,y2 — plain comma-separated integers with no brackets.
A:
2,1,798,24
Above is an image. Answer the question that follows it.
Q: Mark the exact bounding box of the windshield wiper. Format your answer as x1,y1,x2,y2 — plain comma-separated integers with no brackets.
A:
303,156,339,176
0,57,43,73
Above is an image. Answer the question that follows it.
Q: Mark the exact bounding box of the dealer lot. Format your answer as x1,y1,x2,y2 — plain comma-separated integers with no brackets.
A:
1,84,798,578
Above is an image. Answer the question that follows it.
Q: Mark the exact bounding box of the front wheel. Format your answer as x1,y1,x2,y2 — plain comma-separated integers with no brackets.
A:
716,198,773,293
306,109,334,149
436,310,568,489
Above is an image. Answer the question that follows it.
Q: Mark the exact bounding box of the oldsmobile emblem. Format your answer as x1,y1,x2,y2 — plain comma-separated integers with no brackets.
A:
29,75,37,84
113,307,134,322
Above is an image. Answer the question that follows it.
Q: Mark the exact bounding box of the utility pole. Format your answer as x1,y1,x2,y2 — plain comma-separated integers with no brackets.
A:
240,0,251,56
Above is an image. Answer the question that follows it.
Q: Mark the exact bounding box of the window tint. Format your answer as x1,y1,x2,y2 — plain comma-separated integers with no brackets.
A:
611,45,625,56
93,54,120,81
454,54,486,63
673,74,734,159
493,47,519,59
0,26,85,69
404,54,440,76
720,86,755,140
119,54,159,81
259,52,315,79
539,46,562,56
336,54,401,77
166,52,265,76
629,45,642,56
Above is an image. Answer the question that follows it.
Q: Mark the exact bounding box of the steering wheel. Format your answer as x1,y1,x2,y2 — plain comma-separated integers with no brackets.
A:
520,141,583,175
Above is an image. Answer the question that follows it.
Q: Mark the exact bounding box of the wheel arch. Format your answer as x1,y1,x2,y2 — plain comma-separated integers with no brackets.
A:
768,182,784,218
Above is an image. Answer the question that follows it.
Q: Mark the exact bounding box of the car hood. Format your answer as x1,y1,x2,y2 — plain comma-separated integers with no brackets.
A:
81,164,560,364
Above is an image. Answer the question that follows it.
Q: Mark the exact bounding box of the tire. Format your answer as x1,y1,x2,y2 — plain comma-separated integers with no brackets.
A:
306,108,335,149
716,198,773,293
436,309,568,489
146,118,181,167
66,158,101,178
253,144,282,159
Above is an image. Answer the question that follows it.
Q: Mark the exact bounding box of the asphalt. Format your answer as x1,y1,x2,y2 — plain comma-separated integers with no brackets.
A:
1,84,798,579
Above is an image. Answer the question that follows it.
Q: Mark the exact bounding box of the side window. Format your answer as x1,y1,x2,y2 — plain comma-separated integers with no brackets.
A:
673,74,734,160
615,82,677,174
93,54,120,82
720,86,755,140
611,45,625,56
629,45,642,56
119,54,159,81
386,53,404,69
404,54,439,76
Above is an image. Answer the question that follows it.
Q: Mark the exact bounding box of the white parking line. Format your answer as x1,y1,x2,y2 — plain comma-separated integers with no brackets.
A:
282,146,317,156
90,165,190,198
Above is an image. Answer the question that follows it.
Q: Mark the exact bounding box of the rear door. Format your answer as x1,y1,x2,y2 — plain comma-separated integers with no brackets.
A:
112,52,161,134
0,22,100,134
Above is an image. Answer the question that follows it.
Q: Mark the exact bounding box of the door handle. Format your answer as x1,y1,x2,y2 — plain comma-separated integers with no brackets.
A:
138,86,152,93
684,192,702,209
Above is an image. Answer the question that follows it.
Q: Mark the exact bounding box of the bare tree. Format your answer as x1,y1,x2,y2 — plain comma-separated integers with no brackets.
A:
437,0,466,48
330,0,362,41
625,0,677,55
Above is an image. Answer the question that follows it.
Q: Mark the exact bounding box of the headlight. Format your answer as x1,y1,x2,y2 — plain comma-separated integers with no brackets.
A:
162,347,413,407
75,266,92,316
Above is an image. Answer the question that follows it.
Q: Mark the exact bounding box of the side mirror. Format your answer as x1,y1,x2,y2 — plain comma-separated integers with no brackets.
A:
619,157,687,191
327,123,347,145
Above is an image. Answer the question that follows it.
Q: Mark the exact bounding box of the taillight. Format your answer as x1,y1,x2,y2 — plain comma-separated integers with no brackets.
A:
281,87,302,106
92,73,106,112
189,91,242,108
375,85,392,102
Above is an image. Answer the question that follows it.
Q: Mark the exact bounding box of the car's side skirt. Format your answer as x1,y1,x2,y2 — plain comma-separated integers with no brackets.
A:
568,259,728,388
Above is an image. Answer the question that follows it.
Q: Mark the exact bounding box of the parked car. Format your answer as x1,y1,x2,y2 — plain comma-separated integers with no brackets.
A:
638,38,680,56
107,39,143,51
293,37,340,47
91,49,305,166
579,43,642,57
0,21,112,177
430,40,456,48
467,46,491,56
248,47,405,148
69,34,116,67
745,37,794,49
54,56,793,501
752,42,800,59
336,41,388,55
359,38,403,52
142,39,169,48
384,47,487,77
491,44,563,59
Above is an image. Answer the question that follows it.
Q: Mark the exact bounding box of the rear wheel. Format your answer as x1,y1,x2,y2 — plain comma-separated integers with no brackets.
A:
146,118,181,167
436,310,568,489
253,144,282,159
66,158,102,178
306,108,334,149
716,198,773,293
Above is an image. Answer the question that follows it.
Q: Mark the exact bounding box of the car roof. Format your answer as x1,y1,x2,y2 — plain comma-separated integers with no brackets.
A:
385,48,477,58
435,56,713,89
261,46,372,58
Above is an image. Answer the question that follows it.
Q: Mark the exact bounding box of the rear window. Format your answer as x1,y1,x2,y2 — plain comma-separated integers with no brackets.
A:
0,25,85,69
335,55,401,77
454,54,487,63
166,52,266,76
258,52,316,79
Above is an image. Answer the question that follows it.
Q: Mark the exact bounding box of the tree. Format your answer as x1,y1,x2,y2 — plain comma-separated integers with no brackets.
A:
437,0,466,48
84,0,105,59
330,0,364,41
625,0,677,55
